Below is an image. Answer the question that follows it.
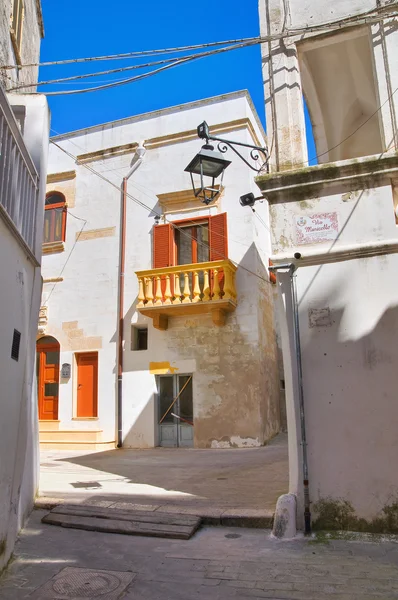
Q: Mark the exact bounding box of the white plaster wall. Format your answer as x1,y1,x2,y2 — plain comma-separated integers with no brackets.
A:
45,92,280,448
260,0,398,529
286,0,377,28
269,180,398,258
0,221,41,571
269,172,398,523
296,254,398,519
42,160,121,440
0,91,48,571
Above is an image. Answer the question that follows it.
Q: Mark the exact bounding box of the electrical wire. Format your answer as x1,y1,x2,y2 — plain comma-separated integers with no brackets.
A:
48,128,256,252
46,77,398,292
254,211,271,234
14,40,259,96
5,38,258,69
7,55,194,91
6,4,398,95
42,210,87,306
49,139,271,285
4,2,397,72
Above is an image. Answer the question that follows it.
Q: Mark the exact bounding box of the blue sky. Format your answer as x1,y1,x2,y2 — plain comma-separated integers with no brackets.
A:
40,0,315,159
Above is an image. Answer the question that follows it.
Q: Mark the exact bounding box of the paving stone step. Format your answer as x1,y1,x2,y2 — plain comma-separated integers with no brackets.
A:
51,503,201,527
35,497,275,528
42,504,201,540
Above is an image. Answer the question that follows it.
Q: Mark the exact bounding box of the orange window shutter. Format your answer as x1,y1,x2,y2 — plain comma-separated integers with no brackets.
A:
153,224,173,268
209,213,228,293
209,213,228,261
153,223,174,299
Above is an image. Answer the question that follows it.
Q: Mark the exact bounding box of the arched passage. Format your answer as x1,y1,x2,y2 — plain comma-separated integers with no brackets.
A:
36,336,60,420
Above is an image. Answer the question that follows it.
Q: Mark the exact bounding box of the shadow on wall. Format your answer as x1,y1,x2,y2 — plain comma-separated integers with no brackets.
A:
296,268,398,529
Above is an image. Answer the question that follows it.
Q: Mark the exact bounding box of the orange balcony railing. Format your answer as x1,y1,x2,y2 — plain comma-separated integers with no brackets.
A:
135,259,237,329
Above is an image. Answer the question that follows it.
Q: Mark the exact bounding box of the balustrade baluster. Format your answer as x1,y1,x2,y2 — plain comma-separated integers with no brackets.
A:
137,277,145,307
192,271,201,303
145,277,154,306
213,269,221,300
232,270,237,299
203,270,210,301
164,274,172,304
182,271,191,303
173,273,182,304
155,276,163,305
223,266,233,300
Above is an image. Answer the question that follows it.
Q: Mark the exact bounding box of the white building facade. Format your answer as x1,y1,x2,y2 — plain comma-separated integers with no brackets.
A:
40,91,282,451
0,0,49,572
258,0,398,531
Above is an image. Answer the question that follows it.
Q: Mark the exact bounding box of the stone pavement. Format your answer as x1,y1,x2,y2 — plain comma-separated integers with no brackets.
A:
38,433,288,524
1,509,398,599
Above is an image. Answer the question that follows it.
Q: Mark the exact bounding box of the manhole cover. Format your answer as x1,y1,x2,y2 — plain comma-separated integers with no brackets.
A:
29,567,135,600
225,533,241,539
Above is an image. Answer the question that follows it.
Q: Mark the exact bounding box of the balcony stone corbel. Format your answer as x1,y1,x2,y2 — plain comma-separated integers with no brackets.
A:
211,308,226,327
153,313,168,331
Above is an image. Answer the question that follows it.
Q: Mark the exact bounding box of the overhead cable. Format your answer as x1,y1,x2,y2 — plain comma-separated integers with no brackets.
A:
43,211,87,306
7,55,184,91
14,39,260,96
49,139,271,285
3,3,397,82
4,38,255,70
9,40,255,92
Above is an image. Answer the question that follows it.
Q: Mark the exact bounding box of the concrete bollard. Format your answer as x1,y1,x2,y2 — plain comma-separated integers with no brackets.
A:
272,493,297,539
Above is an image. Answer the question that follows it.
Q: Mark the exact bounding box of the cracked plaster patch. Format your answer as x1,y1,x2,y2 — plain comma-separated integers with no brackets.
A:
211,436,261,449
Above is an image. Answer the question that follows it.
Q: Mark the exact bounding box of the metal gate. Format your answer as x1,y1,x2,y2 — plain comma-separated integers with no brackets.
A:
158,375,193,447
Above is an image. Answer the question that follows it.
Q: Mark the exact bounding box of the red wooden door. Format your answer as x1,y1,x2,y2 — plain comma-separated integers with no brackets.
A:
37,341,60,420
77,353,98,417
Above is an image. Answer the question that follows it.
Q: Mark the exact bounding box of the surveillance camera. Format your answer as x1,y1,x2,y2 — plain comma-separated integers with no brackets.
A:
239,192,256,207
294,252,302,259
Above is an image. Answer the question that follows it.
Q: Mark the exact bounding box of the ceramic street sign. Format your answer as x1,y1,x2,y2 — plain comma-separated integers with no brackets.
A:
295,212,338,245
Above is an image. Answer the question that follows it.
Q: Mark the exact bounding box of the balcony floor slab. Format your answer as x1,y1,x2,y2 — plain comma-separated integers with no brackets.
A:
138,298,237,329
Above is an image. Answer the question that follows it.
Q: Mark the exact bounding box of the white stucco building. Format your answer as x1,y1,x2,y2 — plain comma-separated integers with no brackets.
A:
0,0,49,572
39,91,282,451
258,0,398,531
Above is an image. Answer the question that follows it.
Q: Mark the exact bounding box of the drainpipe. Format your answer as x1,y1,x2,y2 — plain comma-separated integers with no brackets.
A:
269,263,311,534
117,144,146,448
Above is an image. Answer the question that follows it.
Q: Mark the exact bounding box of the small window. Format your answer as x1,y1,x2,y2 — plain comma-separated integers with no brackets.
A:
11,329,21,361
43,192,67,245
152,214,228,270
175,222,209,265
132,326,148,351
10,0,24,62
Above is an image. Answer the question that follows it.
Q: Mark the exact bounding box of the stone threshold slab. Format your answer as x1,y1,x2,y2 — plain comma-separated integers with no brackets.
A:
42,504,201,540
36,496,274,529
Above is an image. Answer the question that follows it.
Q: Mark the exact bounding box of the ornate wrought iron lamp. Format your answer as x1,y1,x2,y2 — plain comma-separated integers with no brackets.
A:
185,121,269,205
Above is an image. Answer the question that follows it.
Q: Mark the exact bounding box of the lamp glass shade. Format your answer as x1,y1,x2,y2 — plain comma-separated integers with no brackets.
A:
184,148,231,178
